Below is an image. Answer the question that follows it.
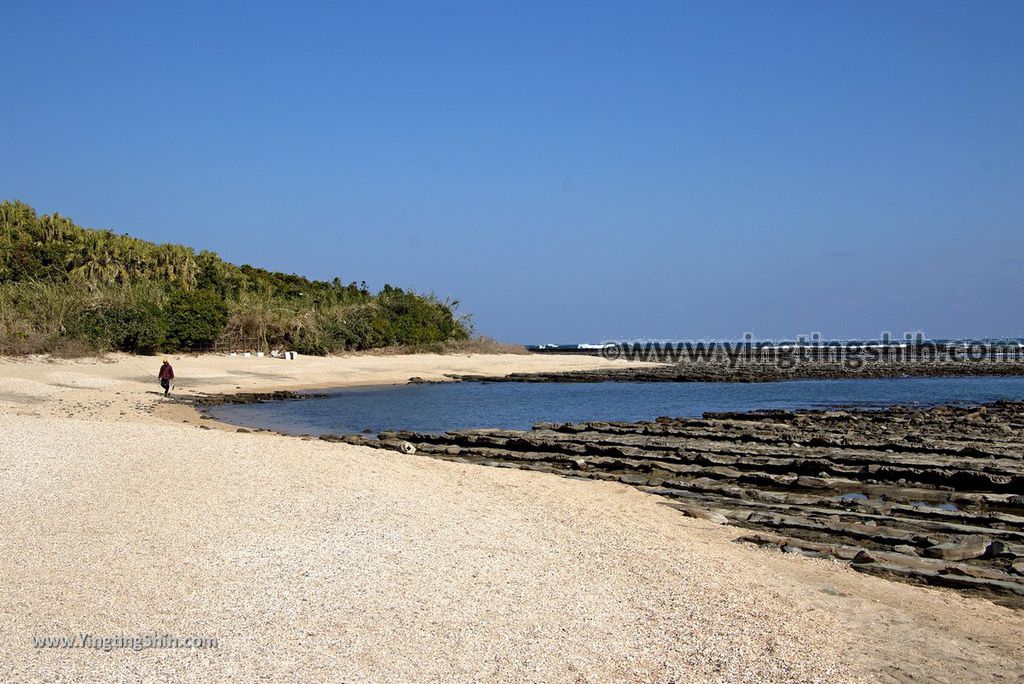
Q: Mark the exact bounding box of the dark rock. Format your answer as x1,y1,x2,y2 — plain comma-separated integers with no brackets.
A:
986,540,1024,559
733,533,786,547
933,573,1024,596
195,390,324,407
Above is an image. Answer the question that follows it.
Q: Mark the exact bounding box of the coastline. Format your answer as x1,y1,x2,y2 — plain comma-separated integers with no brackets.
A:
2,352,1024,681
0,351,663,430
355,402,1024,607
442,358,1024,383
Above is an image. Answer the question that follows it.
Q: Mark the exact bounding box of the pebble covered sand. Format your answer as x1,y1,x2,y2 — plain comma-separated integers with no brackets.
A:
1,353,1023,682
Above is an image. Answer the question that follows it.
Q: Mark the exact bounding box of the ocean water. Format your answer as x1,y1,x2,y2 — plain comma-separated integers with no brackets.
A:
207,376,1024,436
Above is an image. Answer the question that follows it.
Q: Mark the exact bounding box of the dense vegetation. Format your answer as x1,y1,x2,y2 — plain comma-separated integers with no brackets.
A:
0,201,470,355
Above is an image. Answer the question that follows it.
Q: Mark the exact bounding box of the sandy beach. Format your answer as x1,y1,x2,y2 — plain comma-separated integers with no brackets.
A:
2,353,1023,682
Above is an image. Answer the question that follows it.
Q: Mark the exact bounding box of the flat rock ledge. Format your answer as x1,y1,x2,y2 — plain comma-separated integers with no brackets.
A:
194,390,323,406
328,400,1024,607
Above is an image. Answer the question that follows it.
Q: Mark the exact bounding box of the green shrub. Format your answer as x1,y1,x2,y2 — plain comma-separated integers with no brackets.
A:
76,301,166,353
164,290,229,351
330,304,388,350
377,287,468,346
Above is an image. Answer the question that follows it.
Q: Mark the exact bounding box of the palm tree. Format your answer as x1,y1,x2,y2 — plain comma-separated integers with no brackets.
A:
65,231,126,288
0,200,38,235
154,244,198,290
110,235,149,283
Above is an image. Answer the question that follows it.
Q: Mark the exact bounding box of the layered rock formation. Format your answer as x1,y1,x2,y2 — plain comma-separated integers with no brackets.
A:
196,390,321,406
335,401,1024,607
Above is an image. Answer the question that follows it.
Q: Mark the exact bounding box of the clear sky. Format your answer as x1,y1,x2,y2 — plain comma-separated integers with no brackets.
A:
3,1,1022,343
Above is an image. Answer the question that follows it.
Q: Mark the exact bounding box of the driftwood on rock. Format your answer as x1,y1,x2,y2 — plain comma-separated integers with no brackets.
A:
345,400,1024,607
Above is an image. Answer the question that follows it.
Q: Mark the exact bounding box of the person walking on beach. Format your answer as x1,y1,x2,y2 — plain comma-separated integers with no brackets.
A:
158,360,175,397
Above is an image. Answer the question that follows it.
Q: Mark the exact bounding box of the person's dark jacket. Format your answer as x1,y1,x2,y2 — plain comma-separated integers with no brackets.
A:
158,364,175,381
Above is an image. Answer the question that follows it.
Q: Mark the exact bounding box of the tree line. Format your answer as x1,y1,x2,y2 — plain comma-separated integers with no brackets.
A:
0,200,470,355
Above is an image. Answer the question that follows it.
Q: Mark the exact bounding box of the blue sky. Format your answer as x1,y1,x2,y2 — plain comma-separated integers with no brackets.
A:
3,1,1022,342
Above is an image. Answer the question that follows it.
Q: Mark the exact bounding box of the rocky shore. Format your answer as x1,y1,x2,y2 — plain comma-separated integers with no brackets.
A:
194,389,321,406
337,400,1024,607
443,358,1024,383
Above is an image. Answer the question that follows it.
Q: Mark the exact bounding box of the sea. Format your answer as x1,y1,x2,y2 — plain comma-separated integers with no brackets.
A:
208,375,1024,436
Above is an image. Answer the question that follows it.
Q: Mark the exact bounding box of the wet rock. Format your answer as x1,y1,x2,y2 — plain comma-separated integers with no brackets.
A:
986,540,1024,559
319,434,344,443
196,390,322,406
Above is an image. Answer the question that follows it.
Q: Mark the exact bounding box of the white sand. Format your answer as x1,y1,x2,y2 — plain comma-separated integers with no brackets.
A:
1,353,1022,682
